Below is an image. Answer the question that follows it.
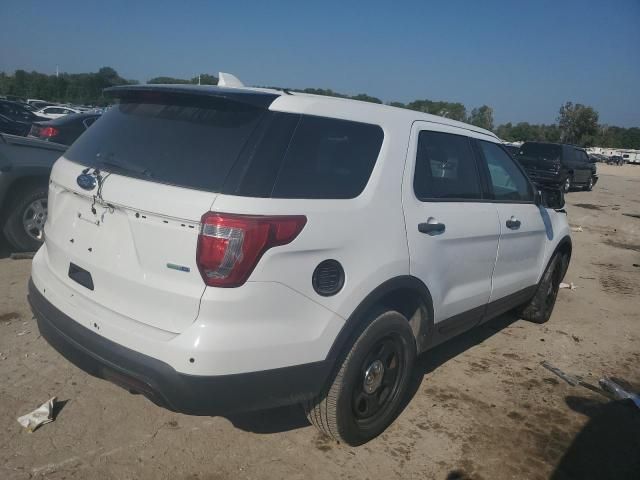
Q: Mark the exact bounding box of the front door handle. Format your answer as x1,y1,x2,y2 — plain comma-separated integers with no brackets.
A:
418,217,446,235
506,216,521,230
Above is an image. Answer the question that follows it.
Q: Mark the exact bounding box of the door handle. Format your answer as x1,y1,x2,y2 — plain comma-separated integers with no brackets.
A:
418,217,446,235
506,216,521,230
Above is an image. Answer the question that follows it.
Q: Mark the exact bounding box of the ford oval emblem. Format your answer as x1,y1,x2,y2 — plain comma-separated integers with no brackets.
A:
76,173,97,191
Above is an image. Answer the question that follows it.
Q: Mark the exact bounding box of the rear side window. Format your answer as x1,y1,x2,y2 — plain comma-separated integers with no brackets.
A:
414,131,482,200
520,143,561,162
479,141,533,202
65,94,265,192
270,116,383,199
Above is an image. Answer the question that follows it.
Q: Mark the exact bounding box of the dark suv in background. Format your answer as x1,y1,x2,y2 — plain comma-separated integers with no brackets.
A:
515,142,597,192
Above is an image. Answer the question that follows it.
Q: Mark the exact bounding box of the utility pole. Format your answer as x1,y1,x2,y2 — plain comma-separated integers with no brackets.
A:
198,74,201,85
56,65,59,78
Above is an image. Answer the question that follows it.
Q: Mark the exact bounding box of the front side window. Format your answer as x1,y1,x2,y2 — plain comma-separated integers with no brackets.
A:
414,130,482,200
479,140,533,202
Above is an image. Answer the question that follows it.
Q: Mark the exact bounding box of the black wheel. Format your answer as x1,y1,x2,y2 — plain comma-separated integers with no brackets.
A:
583,176,594,191
562,176,572,193
305,309,416,446
2,184,48,252
519,254,566,324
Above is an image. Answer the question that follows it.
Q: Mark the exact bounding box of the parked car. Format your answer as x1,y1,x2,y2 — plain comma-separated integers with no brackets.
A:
29,112,101,146
0,100,47,136
0,133,66,251
27,99,56,111
516,142,597,192
28,82,571,446
608,155,625,166
34,105,81,119
503,144,521,157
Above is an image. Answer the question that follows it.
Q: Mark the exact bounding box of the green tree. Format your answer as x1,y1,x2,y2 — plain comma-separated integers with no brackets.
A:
557,102,599,146
147,76,192,84
405,99,467,121
350,93,382,104
468,105,494,130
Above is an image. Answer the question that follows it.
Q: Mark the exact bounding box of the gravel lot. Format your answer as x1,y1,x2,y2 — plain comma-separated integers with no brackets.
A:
1,164,639,480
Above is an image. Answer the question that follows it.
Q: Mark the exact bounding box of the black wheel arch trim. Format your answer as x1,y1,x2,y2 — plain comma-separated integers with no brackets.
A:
325,275,434,363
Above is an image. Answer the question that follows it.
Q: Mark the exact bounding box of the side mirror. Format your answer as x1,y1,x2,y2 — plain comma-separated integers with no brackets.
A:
538,187,565,210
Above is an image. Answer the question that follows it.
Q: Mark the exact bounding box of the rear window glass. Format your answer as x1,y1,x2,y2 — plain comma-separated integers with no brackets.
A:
270,116,383,199
64,94,265,192
520,143,561,161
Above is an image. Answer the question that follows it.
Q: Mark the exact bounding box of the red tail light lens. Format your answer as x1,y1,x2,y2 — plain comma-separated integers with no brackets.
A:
39,126,59,138
196,212,306,287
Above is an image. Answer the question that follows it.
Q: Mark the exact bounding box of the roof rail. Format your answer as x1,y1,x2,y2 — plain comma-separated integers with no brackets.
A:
218,72,244,88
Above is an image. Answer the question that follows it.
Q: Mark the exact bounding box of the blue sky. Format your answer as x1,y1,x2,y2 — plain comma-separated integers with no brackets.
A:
1,0,638,126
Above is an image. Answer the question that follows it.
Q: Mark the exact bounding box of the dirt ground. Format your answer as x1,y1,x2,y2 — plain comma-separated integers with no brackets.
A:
1,164,639,480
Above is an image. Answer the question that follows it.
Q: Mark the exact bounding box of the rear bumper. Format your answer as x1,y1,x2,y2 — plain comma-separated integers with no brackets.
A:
29,278,332,415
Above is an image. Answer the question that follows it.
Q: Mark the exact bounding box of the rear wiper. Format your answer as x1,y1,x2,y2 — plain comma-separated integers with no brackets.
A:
97,159,153,178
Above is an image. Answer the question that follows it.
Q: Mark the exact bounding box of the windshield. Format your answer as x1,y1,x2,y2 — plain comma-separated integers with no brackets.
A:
519,143,561,162
64,93,266,192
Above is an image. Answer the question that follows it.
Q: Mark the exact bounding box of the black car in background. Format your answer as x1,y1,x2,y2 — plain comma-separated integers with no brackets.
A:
29,112,101,145
0,100,46,136
515,142,598,192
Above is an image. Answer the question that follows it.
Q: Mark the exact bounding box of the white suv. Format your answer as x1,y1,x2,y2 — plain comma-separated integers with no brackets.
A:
29,81,571,446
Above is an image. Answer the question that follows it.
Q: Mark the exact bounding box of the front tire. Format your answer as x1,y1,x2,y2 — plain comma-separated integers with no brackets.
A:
519,254,565,324
2,185,48,252
305,309,416,446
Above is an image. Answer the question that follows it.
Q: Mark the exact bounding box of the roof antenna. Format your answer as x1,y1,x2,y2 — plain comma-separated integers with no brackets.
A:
218,72,244,88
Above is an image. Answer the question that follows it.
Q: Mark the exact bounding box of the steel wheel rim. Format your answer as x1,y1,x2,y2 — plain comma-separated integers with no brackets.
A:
352,335,405,423
564,178,571,191
22,198,48,241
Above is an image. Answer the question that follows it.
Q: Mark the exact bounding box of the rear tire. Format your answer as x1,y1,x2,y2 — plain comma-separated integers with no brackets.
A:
2,185,48,252
584,176,594,191
562,175,572,193
519,254,565,324
305,309,416,446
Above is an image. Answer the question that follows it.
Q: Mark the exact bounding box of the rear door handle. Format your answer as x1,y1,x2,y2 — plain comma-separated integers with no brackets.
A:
418,218,446,235
506,216,521,230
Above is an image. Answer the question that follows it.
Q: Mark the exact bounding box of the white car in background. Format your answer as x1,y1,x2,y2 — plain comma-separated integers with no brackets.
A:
34,105,80,119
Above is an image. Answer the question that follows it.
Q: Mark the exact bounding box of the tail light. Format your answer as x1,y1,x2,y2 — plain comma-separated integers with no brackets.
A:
196,212,306,287
39,126,59,138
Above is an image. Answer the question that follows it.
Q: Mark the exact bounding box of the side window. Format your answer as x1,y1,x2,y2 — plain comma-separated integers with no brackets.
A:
413,130,482,200
479,141,533,202
270,116,384,199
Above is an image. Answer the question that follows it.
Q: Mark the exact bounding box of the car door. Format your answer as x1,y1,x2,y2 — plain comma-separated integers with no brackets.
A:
475,140,548,309
577,149,591,182
402,123,500,329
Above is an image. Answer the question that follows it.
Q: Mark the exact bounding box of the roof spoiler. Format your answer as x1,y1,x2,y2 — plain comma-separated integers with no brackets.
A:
217,72,244,88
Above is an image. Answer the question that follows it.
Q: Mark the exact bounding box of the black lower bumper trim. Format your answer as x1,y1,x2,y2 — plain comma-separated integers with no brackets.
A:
28,279,332,415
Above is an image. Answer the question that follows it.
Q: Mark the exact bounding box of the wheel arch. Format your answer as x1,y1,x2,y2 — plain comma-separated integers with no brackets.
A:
0,174,49,222
326,276,434,362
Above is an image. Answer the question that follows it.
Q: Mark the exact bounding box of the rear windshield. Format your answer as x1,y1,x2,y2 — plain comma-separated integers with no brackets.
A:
65,94,266,191
66,94,384,198
519,143,561,161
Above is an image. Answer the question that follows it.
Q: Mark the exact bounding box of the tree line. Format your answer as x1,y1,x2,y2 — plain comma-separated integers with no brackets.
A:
1,67,638,149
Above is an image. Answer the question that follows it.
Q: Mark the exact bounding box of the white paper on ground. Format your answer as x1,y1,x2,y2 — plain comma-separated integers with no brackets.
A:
559,282,576,290
17,397,56,432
